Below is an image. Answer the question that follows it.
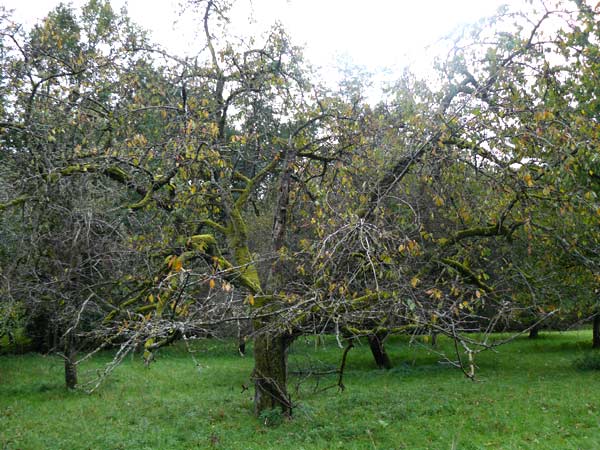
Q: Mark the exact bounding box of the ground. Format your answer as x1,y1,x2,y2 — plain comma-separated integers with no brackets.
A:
1,331,599,449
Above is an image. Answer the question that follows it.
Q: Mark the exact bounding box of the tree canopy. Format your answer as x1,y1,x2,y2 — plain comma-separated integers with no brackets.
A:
1,0,598,416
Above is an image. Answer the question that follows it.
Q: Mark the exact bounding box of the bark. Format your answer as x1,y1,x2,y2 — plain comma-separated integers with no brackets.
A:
253,333,292,416
252,144,296,417
529,325,539,339
430,331,438,347
593,315,600,349
64,334,77,389
367,333,392,369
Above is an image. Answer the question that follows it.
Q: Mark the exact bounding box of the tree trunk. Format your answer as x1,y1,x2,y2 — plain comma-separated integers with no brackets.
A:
237,319,246,356
368,333,392,369
593,315,600,349
529,325,539,339
238,337,246,356
64,334,77,389
253,333,291,416
430,331,438,347
252,144,296,417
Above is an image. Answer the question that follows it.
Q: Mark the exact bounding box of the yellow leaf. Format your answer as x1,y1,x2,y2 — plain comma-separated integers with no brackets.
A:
524,173,533,187
248,294,255,306
426,288,442,300
410,277,420,288
209,279,216,289
173,258,183,272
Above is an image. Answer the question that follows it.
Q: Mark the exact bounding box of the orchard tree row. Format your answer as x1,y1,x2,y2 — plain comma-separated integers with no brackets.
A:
0,0,598,416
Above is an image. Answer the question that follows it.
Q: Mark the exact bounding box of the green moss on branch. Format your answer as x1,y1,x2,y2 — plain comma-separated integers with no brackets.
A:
439,258,493,292
0,195,30,212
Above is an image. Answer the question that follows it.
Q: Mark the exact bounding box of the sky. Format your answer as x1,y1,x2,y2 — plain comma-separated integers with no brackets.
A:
3,0,518,85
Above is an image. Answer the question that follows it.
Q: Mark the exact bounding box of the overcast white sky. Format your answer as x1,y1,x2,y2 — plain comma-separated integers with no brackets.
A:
3,0,518,83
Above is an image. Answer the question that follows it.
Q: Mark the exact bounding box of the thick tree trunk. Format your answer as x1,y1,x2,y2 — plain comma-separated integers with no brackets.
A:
529,325,539,339
593,315,600,349
252,145,296,417
64,335,77,389
253,333,291,416
368,333,392,369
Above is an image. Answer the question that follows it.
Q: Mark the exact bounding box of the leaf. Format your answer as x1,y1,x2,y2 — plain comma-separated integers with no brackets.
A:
209,279,216,289
410,277,420,288
172,257,183,272
426,288,442,300
248,294,255,306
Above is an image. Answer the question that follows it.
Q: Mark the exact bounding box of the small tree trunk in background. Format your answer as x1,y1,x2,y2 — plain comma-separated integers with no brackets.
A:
368,333,392,369
253,333,291,416
529,325,539,339
430,331,438,347
237,320,246,356
593,315,600,349
64,334,77,389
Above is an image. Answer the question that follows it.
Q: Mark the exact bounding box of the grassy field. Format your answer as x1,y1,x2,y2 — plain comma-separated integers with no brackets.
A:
1,331,599,449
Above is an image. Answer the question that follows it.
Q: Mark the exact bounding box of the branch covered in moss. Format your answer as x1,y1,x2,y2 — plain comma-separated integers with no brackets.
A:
43,163,174,211
439,258,493,293
0,195,30,212
200,218,228,234
234,155,280,210
127,166,179,210
439,222,523,248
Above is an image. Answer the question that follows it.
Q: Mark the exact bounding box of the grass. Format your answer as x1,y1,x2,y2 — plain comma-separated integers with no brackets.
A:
1,331,600,449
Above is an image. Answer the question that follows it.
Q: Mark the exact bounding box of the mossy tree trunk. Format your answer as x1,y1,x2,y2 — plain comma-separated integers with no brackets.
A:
252,145,296,417
253,332,292,416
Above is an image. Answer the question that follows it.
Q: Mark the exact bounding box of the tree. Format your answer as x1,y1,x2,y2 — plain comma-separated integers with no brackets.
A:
2,0,599,417
0,0,157,387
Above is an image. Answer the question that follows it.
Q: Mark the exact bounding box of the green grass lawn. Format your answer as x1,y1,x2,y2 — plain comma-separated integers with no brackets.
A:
1,331,599,449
